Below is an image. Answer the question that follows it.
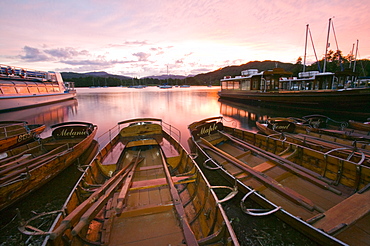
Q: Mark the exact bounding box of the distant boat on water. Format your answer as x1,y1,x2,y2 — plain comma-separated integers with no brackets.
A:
158,84,172,89
0,64,76,112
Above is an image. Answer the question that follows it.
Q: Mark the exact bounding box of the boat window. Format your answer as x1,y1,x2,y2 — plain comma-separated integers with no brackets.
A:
252,77,260,90
16,86,30,94
221,81,227,89
233,81,240,90
241,79,250,90
1,86,17,94
28,86,39,93
46,85,60,92
48,74,57,82
38,85,47,93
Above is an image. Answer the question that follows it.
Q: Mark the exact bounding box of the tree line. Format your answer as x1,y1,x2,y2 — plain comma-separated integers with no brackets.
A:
65,53,370,87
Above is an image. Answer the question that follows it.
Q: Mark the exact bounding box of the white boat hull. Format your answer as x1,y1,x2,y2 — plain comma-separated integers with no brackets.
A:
0,91,76,111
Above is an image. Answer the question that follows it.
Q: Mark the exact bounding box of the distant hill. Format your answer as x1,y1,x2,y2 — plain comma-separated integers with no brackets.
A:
189,60,300,85
61,60,302,86
61,71,131,80
61,59,369,87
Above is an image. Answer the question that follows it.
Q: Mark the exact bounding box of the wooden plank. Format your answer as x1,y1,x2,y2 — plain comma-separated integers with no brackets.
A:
253,161,275,173
130,176,194,190
312,189,370,232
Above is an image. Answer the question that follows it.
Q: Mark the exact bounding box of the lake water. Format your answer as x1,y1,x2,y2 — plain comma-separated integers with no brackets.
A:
1,86,356,245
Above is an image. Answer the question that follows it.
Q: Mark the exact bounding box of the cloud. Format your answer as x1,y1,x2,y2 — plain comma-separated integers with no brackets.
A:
132,52,151,61
20,46,50,62
62,59,134,66
20,45,90,62
108,40,149,48
44,47,90,59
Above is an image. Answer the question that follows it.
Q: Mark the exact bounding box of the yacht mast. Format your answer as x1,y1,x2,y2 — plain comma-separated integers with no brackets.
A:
323,18,331,73
349,43,355,69
303,24,308,72
353,39,359,73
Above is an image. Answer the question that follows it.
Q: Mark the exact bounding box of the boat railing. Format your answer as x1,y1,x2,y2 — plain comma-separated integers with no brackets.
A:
97,119,181,150
161,121,181,143
0,64,52,81
97,124,121,150
64,81,75,91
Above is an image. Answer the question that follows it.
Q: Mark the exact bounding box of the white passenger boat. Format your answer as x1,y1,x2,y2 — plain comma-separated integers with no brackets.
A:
0,64,76,111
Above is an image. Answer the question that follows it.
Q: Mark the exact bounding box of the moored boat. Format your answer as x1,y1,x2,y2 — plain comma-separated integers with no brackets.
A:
188,117,370,246
218,68,370,109
24,118,239,245
255,117,370,162
0,64,76,112
0,121,46,152
0,122,97,211
349,120,370,132
158,84,173,89
257,115,370,150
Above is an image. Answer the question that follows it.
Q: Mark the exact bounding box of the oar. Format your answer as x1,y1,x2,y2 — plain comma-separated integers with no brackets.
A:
49,161,135,240
158,149,199,245
200,137,318,211
115,152,143,215
220,131,342,195
0,144,69,179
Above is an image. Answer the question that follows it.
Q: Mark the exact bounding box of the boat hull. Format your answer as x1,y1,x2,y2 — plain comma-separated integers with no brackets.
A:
218,88,370,109
189,117,370,246
0,122,97,211
0,122,46,152
349,120,370,132
0,91,76,112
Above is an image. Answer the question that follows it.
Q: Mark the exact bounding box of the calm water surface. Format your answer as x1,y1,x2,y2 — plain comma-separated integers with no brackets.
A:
1,86,355,245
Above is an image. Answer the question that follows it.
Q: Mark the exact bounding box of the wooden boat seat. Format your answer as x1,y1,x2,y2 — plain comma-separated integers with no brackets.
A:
203,132,226,145
310,188,370,233
253,161,275,173
130,176,195,191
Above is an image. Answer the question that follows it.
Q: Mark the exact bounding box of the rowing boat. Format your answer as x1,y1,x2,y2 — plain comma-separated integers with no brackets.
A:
0,122,97,211
26,118,239,245
255,118,370,164
0,121,46,152
188,117,370,246
349,120,370,132
300,115,370,142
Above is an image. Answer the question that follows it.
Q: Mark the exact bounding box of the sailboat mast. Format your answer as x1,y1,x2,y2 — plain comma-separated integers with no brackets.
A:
349,43,355,69
303,24,309,72
323,18,331,73
353,39,359,73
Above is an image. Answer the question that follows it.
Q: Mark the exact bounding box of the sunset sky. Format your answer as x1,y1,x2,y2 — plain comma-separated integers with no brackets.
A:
1,0,369,77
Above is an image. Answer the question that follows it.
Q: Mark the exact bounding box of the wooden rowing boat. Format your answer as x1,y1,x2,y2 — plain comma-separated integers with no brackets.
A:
255,118,370,164
0,122,97,211
188,117,370,246
25,118,239,245
349,120,370,132
0,121,46,152
300,115,370,142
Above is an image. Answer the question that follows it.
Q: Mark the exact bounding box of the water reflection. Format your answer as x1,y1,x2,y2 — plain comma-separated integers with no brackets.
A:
2,86,366,146
75,87,222,147
0,87,223,149
0,99,78,137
